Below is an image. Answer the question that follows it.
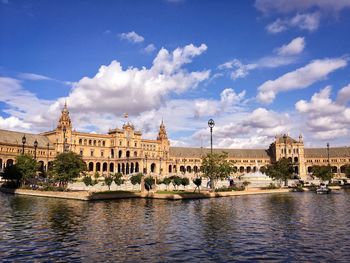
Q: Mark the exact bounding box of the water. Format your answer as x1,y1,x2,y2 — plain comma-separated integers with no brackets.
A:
1,191,350,262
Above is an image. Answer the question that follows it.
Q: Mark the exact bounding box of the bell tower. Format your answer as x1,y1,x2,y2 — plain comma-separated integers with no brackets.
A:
56,101,72,152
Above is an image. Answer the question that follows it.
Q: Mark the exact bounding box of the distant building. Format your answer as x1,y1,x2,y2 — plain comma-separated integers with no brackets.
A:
1,104,350,179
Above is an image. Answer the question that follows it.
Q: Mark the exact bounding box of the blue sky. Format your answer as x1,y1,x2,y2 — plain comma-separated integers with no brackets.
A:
1,0,350,148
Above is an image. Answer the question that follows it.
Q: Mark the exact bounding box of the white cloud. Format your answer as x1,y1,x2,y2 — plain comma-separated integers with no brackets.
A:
255,0,350,14
257,57,347,104
143,43,156,54
18,73,52,81
119,31,144,43
0,116,31,130
336,83,350,105
295,86,350,140
266,12,320,33
65,44,209,117
219,37,305,80
276,37,305,56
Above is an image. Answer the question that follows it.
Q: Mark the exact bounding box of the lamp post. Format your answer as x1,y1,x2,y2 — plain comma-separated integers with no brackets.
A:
283,134,287,158
175,159,178,174
22,135,26,155
63,126,67,152
46,142,50,171
327,142,330,165
34,140,38,160
145,154,148,175
208,119,215,154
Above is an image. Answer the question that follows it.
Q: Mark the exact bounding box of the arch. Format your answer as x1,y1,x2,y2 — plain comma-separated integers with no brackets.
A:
98,140,101,146
96,162,101,172
186,166,192,173
126,151,130,158
294,157,298,163
233,166,238,173
88,162,94,172
239,166,244,173
288,157,292,162
102,141,105,147
294,166,299,174
131,162,134,174
93,140,96,146
252,166,257,173
122,163,125,174
89,139,92,145
194,166,198,173
118,150,122,158
118,163,121,173
102,162,108,172
126,163,129,174
246,166,251,173
151,163,156,173
307,166,312,174
169,165,172,173
134,151,137,157
135,162,139,173
48,161,53,170
79,139,82,145
109,163,114,173
173,165,177,173
331,166,337,173
6,159,14,166
180,165,185,173
84,139,87,145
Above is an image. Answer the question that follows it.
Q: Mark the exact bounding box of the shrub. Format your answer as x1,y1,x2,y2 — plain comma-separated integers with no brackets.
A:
130,173,143,185
114,173,124,186
82,176,94,186
181,177,190,189
263,183,280,190
144,176,155,191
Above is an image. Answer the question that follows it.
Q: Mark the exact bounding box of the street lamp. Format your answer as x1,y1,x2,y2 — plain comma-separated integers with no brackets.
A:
283,134,287,158
327,142,330,165
46,142,50,171
34,140,38,160
63,126,67,152
22,135,26,154
208,119,215,154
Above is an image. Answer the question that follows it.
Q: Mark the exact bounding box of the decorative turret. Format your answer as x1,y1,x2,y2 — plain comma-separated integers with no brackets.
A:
299,133,303,143
57,101,72,130
157,120,168,140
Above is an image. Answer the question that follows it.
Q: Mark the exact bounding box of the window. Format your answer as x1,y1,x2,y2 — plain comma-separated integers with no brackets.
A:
101,150,104,157
90,150,94,157
134,142,137,147
79,139,82,145
102,141,105,147
89,140,92,145
80,149,83,156
119,140,122,146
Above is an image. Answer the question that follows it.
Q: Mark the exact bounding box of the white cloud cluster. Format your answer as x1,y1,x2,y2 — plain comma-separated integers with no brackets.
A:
143,43,156,54
119,31,144,43
266,12,320,33
219,37,305,80
257,57,347,104
296,85,350,140
66,44,209,117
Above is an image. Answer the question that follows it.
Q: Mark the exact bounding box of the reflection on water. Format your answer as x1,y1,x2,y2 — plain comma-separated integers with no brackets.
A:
1,191,350,262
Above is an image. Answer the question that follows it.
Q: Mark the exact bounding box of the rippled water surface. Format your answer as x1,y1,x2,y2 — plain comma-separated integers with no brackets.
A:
1,190,350,262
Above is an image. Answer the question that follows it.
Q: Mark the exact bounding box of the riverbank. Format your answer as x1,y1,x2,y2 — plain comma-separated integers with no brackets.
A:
0,187,292,201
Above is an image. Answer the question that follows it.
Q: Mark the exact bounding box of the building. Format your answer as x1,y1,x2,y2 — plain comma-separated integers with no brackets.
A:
1,104,350,179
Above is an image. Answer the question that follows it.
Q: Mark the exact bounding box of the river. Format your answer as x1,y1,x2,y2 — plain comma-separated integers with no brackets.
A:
0,190,349,262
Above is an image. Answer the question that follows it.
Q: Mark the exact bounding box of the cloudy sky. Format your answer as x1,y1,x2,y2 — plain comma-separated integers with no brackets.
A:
1,0,350,149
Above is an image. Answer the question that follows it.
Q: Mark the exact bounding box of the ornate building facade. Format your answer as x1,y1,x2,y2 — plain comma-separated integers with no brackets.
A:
1,104,350,179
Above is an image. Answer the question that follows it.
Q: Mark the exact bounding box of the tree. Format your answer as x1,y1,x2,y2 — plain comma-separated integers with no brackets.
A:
104,175,114,190
312,165,333,183
82,176,95,187
93,171,100,184
201,152,234,190
181,177,190,190
162,177,172,191
170,175,182,190
193,177,202,193
50,151,86,187
265,158,294,186
114,173,124,186
130,173,143,190
342,164,350,178
2,155,38,186
144,176,155,191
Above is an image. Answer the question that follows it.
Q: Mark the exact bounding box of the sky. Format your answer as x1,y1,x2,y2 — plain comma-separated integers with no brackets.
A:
1,0,350,149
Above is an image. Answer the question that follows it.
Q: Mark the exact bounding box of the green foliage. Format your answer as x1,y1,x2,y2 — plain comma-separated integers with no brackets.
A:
161,177,172,190
342,164,350,178
114,173,124,186
181,177,190,188
193,177,202,187
104,175,114,190
311,165,333,182
93,171,100,180
260,166,267,174
201,152,234,189
130,173,143,185
262,183,280,190
2,154,37,185
215,185,245,192
170,175,182,190
265,158,294,186
2,164,22,181
82,176,94,186
50,151,86,186
144,176,155,191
